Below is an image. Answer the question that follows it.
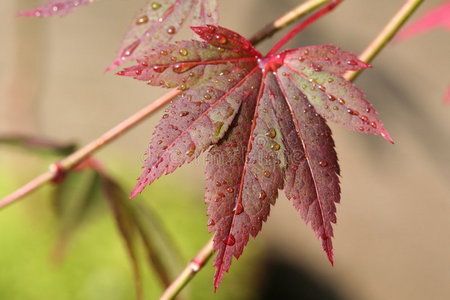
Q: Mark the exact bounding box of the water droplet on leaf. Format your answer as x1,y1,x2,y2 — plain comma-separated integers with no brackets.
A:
233,203,244,215
136,15,149,25
223,234,236,246
167,26,176,35
259,191,267,200
265,128,276,138
151,2,161,10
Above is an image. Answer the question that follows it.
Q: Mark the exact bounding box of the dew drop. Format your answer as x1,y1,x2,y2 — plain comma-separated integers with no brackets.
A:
338,98,346,105
347,60,358,66
227,187,234,193
214,34,228,44
204,93,212,100
298,56,305,62
162,113,169,119
347,108,359,116
153,65,168,73
263,171,271,178
223,234,236,246
160,50,168,56
370,121,377,129
136,15,149,25
233,202,244,215
333,106,339,111
215,181,222,187
271,143,281,151
360,115,369,122
327,94,336,101
179,48,188,56
259,191,267,200
208,219,215,226
151,2,161,9
186,144,196,157
312,64,323,72
265,128,276,138
320,161,328,167
317,84,326,92
167,26,176,35
179,111,189,117
52,4,64,12
173,63,195,73
135,69,142,76
179,84,187,91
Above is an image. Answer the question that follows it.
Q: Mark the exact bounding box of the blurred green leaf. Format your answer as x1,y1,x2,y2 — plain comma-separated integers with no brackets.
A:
52,169,105,260
0,135,76,156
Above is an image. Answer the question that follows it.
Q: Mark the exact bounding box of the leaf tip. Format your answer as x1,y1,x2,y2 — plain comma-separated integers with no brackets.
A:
380,130,395,144
322,236,334,265
213,270,224,292
17,10,39,17
129,185,143,199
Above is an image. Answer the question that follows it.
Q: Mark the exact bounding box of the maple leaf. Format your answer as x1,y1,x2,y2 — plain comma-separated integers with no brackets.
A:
119,5,392,289
396,0,450,40
18,0,100,17
108,0,219,70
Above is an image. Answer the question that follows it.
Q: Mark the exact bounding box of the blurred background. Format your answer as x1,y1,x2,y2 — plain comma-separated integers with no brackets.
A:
1,0,449,299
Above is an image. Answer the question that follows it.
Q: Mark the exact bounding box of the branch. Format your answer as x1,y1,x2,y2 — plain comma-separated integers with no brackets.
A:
249,0,333,45
159,238,214,300
0,0,333,210
344,0,424,81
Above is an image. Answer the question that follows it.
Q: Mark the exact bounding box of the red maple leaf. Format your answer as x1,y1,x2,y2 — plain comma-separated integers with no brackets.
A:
119,1,392,289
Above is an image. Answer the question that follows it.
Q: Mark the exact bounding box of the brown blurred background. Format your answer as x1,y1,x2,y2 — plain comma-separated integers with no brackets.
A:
1,0,449,299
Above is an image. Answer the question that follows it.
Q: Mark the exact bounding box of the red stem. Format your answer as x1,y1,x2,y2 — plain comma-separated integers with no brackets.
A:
267,0,343,56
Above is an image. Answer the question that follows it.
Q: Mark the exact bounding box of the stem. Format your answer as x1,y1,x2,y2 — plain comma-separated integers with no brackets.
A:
344,0,424,81
159,238,214,300
249,0,332,45
267,0,343,56
0,89,181,209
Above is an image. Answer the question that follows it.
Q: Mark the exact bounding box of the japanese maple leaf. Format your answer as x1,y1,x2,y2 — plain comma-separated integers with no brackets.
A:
108,0,219,70
18,0,100,17
396,0,450,40
118,5,392,289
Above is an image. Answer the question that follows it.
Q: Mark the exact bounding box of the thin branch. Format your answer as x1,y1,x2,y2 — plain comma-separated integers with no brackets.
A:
249,0,332,45
267,0,342,56
159,238,214,300
344,0,424,81
0,89,181,209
